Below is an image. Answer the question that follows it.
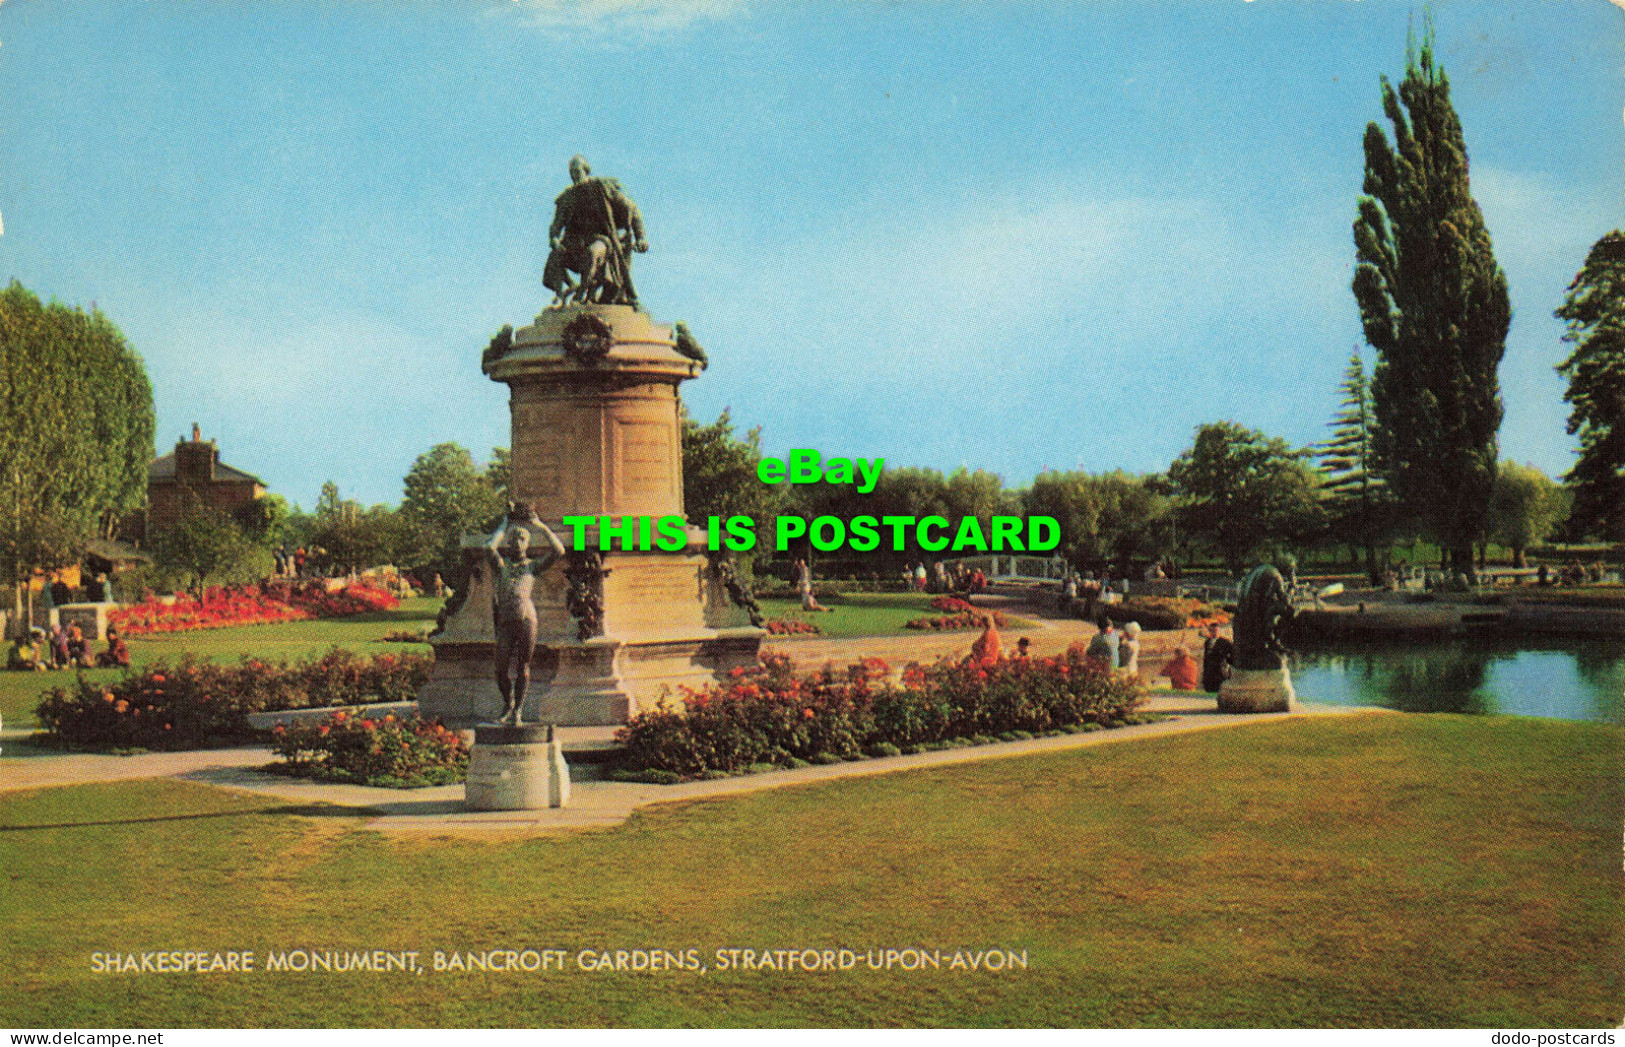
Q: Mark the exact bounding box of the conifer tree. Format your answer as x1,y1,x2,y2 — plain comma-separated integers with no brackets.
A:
1317,350,1387,570
1553,230,1625,543
1352,23,1510,572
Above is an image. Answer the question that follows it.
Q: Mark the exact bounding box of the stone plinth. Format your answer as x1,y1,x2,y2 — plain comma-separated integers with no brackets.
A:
465,724,567,811
1217,666,1296,713
418,304,764,729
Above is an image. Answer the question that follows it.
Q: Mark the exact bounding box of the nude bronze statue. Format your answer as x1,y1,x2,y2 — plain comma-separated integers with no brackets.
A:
485,502,566,726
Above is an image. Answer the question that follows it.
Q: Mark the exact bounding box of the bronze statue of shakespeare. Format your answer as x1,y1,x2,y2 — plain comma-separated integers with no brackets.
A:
543,155,648,309
485,502,566,726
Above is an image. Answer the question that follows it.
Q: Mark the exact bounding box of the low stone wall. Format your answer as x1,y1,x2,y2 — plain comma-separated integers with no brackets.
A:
245,701,418,731
1503,603,1625,637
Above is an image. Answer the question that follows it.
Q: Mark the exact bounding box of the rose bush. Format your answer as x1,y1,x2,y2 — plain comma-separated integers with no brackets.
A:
906,610,1008,631
35,650,433,750
616,650,1142,779
269,710,467,788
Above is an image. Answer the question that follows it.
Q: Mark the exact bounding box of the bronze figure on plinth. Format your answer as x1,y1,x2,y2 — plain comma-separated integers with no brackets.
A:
485,502,566,725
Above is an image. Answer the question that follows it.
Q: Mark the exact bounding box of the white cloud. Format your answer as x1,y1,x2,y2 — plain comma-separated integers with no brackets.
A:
504,0,746,40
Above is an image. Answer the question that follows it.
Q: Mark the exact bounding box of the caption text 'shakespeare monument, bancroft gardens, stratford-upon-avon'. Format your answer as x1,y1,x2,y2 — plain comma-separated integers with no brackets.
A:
418,155,764,730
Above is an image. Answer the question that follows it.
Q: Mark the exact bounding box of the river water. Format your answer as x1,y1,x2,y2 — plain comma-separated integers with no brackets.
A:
1288,638,1625,724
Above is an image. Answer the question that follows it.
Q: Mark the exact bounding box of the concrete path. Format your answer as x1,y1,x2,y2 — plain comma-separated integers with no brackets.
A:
1,694,1381,838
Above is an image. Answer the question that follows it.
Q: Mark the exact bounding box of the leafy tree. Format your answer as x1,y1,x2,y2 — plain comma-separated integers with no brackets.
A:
1487,461,1566,569
1167,422,1323,573
1352,24,1510,572
0,283,155,623
1553,230,1625,542
1317,349,1391,569
234,494,290,547
1021,471,1174,572
154,504,264,597
681,409,786,565
485,447,512,503
399,443,503,574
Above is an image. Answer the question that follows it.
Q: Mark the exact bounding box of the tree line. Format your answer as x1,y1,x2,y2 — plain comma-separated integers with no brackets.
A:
2,22,1620,603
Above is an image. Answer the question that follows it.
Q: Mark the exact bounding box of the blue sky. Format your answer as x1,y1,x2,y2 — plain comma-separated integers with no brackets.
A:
2,0,1620,508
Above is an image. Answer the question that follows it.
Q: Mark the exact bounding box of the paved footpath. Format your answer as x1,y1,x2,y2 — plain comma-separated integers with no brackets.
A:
2,695,1382,839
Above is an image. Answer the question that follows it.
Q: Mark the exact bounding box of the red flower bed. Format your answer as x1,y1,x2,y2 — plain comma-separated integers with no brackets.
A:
111,582,402,635
265,581,400,617
110,587,310,635
906,610,1008,631
929,595,979,614
764,619,822,635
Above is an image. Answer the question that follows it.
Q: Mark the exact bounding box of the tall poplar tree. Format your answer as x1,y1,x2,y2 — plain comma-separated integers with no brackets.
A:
1352,24,1510,572
1553,230,1625,542
0,283,155,622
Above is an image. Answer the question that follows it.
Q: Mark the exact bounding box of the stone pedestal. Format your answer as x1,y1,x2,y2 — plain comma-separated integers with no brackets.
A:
419,304,764,728
465,724,569,811
1217,666,1296,713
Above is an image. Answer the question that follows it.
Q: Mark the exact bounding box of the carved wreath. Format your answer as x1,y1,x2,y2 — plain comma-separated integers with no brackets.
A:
562,311,614,365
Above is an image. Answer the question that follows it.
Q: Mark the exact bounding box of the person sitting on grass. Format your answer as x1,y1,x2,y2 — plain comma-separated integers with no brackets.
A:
6,631,45,672
1159,647,1199,691
968,614,1002,666
97,626,130,668
66,623,92,668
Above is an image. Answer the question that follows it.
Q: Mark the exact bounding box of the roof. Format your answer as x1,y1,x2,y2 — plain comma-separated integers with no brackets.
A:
84,539,153,565
148,450,265,486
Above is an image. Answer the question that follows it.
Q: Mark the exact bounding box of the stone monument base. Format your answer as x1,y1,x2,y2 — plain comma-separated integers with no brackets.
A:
465,724,570,811
421,628,764,728
1217,666,1296,714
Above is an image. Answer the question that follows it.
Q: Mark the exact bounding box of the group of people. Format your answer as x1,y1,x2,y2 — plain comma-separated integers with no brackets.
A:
902,560,989,596
6,622,129,672
1155,622,1235,693
41,573,114,608
1083,617,1145,680
272,546,311,579
964,614,1236,695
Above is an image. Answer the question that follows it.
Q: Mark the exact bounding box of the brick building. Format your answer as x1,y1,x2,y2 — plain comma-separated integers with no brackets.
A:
134,424,266,542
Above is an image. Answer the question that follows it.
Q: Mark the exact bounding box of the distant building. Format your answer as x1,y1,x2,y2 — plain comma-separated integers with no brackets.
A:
134,424,266,542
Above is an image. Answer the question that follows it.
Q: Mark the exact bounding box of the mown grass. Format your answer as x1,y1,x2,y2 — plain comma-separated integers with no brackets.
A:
0,714,1618,1027
758,591,1030,639
0,599,441,727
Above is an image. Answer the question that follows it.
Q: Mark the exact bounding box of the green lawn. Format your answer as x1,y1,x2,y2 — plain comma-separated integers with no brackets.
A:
758,591,1031,638
1,714,1619,1027
0,599,442,727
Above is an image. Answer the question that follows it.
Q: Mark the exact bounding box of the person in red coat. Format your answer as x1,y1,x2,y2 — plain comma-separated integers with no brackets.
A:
969,615,1002,666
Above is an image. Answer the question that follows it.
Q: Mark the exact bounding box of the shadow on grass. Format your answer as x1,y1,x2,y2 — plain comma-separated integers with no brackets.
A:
0,802,375,832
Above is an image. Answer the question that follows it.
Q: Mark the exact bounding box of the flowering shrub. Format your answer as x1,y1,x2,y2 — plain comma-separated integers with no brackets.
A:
764,619,822,635
906,610,1008,631
616,650,1142,779
269,711,467,788
1106,597,1228,631
110,587,310,634
110,582,402,635
929,595,980,614
35,650,433,751
266,581,400,618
